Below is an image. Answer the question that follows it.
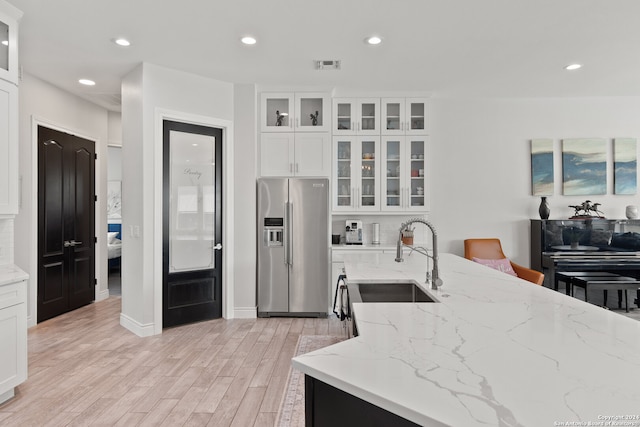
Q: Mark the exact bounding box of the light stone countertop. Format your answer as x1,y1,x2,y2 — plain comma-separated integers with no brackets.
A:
0,264,28,286
292,252,640,427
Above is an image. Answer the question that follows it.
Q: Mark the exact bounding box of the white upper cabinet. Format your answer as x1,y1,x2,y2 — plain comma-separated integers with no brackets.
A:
332,98,380,136
381,136,429,212
261,92,330,133
0,2,21,86
332,136,380,212
381,98,428,135
261,133,330,177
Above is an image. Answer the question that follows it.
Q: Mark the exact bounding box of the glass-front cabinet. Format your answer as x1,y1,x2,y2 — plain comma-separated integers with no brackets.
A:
381,136,428,211
381,98,428,136
333,136,380,211
261,92,330,132
0,4,20,85
332,98,380,135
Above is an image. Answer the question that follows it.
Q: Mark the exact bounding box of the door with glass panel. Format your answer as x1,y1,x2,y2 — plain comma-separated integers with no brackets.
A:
163,120,222,327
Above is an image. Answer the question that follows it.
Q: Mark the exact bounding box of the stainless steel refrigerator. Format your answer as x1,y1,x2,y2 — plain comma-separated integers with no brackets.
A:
257,178,329,317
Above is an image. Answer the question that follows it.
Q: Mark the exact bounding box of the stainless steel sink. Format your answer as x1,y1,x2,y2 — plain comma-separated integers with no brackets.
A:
348,282,437,304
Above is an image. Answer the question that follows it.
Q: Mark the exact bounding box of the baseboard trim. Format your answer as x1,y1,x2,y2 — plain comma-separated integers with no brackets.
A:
120,313,157,337
96,288,109,302
233,306,257,319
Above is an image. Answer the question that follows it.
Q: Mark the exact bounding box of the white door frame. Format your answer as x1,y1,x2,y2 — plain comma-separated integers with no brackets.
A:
154,109,234,333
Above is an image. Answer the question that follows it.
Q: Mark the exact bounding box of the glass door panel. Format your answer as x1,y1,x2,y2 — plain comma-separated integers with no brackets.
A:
409,140,426,208
169,131,216,272
385,140,401,207
408,101,425,132
360,139,376,207
385,103,401,132
0,21,8,71
360,102,377,132
336,140,352,207
336,101,353,132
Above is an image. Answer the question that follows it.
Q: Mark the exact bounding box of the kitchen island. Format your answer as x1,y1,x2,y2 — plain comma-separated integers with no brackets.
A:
292,252,640,426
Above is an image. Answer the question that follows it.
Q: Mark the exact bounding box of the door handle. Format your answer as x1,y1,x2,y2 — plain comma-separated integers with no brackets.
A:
288,201,294,266
213,243,222,250
64,240,82,247
64,240,71,247
71,240,82,246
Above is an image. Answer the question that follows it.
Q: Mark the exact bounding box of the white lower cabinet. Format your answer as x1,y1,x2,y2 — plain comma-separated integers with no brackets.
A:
0,277,27,404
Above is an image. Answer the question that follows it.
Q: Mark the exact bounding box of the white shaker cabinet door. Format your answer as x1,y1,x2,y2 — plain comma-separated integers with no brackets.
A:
0,79,18,214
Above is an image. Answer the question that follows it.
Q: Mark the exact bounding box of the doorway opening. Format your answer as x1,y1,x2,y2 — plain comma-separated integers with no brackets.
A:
107,145,122,296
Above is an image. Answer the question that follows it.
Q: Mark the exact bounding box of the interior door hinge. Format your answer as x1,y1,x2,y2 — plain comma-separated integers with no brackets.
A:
94,195,97,202
94,236,97,243
94,153,97,160
94,278,97,285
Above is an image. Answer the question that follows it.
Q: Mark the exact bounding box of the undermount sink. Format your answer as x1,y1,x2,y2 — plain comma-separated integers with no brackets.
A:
348,282,438,304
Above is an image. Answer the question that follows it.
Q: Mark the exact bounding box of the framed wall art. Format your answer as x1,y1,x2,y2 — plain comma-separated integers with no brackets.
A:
562,138,606,195
614,137,637,195
531,138,554,195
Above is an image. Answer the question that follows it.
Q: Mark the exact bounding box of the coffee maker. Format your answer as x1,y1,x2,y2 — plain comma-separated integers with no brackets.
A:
345,220,363,245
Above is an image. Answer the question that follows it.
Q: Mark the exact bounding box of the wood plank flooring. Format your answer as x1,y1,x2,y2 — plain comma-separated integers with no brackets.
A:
0,297,345,426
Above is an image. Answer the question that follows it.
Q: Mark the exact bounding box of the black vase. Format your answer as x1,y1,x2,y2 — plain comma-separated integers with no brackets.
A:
538,196,550,219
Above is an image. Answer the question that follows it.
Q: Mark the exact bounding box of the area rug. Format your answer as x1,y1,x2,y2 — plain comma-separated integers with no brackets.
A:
276,335,344,427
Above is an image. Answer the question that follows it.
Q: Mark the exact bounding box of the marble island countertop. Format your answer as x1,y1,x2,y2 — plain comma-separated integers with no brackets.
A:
0,264,28,286
292,252,640,426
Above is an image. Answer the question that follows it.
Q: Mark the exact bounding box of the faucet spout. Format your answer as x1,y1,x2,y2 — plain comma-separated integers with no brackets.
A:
395,218,443,290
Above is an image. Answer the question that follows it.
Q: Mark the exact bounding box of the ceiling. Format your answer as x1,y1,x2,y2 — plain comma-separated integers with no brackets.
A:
7,0,640,111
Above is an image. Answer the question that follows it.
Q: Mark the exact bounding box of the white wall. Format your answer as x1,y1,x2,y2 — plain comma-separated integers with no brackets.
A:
15,72,110,326
121,63,235,335
430,96,640,266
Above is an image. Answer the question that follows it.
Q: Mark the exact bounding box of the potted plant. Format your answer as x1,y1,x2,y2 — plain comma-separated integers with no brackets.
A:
401,226,414,245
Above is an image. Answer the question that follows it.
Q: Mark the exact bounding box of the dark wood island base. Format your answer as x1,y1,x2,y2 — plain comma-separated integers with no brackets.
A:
305,375,422,427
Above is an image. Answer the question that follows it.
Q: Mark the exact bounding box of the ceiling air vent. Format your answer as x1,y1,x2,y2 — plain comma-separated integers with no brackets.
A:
315,60,341,70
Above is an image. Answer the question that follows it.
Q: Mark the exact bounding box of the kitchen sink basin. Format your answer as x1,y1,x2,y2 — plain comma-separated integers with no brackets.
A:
348,282,437,304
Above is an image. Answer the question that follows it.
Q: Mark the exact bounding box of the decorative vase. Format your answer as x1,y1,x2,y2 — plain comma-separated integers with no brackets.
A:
625,205,638,220
538,197,550,220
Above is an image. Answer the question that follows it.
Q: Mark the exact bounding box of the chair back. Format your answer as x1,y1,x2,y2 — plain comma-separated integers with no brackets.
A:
464,238,507,260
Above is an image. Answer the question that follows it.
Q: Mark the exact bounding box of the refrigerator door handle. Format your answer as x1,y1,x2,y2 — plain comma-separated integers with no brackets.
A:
288,201,294,266
284,201,289,265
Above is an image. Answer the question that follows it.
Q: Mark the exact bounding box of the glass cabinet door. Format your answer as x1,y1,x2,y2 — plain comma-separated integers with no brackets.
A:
335,138,353,209
383,139,403,209
407,138,427,210
358,137,379,210
382,98,406,135
358,99,380,135
406,99,428,135
333,99,355,134
0,21,8,72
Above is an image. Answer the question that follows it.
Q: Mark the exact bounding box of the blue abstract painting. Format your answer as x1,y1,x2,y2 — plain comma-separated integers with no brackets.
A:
531,139,554,195
614,138,637,195
562,138,607,195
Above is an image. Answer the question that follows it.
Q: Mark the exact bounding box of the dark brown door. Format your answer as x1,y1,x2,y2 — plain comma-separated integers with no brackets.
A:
38,126,95,323
163,120,223,328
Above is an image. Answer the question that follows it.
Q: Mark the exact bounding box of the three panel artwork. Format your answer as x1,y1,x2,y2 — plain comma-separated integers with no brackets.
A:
530,138,637,196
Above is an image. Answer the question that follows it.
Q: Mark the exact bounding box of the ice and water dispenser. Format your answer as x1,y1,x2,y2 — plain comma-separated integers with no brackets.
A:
263,217,284,247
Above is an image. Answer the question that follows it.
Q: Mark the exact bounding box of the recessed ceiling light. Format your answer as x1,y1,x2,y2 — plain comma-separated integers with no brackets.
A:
114,38,131,47
1,40,8,46
565,63,582,71
241,36,257,45
78,79,96,86
366,36,382,45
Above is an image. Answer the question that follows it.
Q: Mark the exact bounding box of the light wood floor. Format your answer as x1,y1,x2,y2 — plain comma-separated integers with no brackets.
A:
0,297,345,426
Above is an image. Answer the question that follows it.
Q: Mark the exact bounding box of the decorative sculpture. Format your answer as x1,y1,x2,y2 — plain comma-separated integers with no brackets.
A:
568,200,605,218
276,110,286,126
310,111,319,126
